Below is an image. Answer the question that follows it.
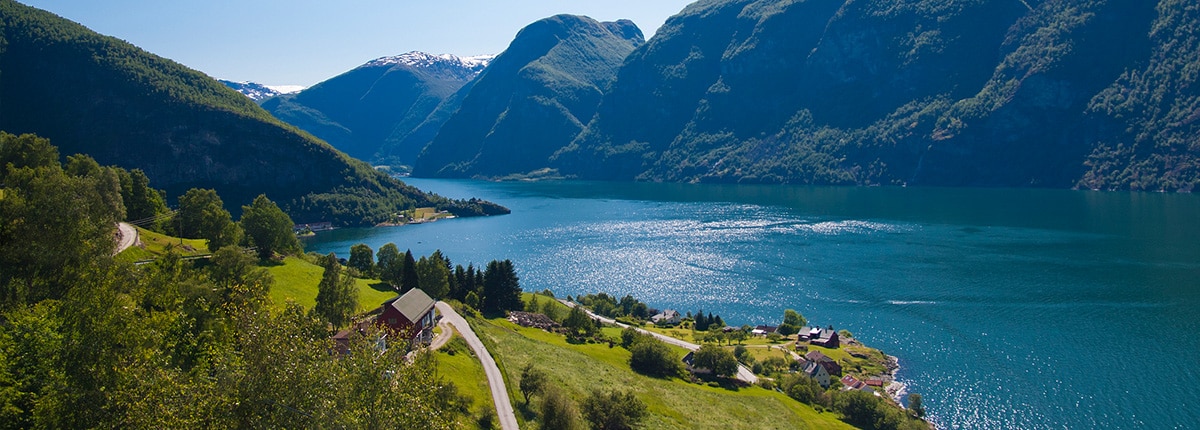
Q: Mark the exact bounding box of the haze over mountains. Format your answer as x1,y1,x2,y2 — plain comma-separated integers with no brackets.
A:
260,52,493,165
269,0,1198,192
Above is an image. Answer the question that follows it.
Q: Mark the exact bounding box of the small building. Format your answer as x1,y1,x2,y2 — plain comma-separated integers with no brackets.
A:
806,326,840,348
801,359,831,388
840,375,873,392
752,325,778,336
376,288,436,345
681,351,712,375
651,309,682,325
805,350,843,376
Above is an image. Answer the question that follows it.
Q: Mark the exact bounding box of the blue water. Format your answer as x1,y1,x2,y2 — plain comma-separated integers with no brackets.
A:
306,179,1200,429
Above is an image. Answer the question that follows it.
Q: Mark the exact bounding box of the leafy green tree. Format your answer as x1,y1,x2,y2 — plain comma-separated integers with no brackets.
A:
376,243,402,289
120,168,168,225
239,194,300,260
176,188,242,252
692,344,738,378
581,389,647,430
416,254,451,299
779,373,829,406
313,253,359,328
0,140,120,306
563,305,596,339
0,132,58,175
908,393,925,418
779,309,806,337
347,243,375,276
628,337,681,378
539,386,582,430
519,363,547,405
65,155,126,222
482,260,522,313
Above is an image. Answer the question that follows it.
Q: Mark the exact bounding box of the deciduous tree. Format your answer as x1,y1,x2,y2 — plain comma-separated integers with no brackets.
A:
239,194,300,260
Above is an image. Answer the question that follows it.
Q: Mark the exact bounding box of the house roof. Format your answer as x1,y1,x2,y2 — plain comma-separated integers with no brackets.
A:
387,288,435,323
805,350,832,363
803,360,826,377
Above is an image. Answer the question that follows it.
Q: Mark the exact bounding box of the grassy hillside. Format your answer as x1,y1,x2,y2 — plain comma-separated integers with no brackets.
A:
265,256,397,312
435,334,495,429
470,314,852,429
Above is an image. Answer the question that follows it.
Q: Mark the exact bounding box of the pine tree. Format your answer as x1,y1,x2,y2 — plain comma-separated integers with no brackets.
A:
482,259,521,313
401,250,419,293
314,253,356,328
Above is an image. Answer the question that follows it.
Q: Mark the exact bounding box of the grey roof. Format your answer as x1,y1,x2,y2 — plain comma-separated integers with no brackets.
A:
389,288,435,323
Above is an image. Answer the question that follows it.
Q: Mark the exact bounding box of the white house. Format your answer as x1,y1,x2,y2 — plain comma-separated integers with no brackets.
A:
802,359,831,388
651,309,682,325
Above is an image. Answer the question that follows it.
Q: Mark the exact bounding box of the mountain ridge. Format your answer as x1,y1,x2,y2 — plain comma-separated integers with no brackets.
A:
261,51,493,165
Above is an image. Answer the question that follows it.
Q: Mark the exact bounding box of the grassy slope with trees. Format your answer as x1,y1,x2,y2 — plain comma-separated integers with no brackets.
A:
0,0,507,226
472,310,852,429
0,133,471,428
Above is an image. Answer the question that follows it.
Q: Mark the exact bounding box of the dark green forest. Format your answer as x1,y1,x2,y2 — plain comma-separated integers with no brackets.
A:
0,0,506,226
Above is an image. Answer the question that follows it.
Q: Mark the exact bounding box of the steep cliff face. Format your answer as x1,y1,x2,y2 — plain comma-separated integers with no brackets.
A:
558,0,1193,191
262,52,491,165
413,15,643,178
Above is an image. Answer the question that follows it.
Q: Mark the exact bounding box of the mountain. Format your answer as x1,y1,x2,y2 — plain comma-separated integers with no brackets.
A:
261,52,492,165
550,0,1199,192
412,15,644,178
221,80,279,101
0,0,507,225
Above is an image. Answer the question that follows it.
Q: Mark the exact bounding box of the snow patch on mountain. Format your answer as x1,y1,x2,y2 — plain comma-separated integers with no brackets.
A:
364,51,495,73
220,80,306,101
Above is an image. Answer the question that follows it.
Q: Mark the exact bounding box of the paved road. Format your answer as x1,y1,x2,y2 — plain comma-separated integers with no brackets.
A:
559,300,759,384
113,222,138,255
434,302,518,430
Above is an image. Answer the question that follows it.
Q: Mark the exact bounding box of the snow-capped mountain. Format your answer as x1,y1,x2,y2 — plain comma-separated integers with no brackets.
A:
261,51,496,164
220,80,305,102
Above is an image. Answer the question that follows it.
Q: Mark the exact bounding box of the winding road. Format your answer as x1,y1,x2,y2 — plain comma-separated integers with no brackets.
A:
559,300,759,384
434,302,518,430
113,222,138,255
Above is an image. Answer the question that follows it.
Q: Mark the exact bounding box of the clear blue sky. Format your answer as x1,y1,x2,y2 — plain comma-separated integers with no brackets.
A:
21,0,696,87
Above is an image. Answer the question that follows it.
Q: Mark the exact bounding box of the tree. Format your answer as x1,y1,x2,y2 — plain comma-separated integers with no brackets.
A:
121,168,168,225
347,243,375,276
519,363,547,405
581,390,647,430
376,243,402,289
539,386,582,430
779,309,806,336
415,254,450,299
563,306,596,339
481,260,522,313
176,188,241,252
628,337,681,378
239,194,300,260
314,253,358,328
692,345,738,378
401,250,419,292
908,393,925,418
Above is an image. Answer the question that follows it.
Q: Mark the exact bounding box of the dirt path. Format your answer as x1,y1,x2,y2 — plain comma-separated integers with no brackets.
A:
434,302,518,430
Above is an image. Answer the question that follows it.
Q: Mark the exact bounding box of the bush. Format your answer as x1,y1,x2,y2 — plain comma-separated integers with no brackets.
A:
628,337,681,378
692,344,739,378
581,390,647,430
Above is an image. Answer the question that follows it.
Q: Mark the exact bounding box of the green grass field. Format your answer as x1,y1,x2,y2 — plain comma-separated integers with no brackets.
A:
435,333,494,429
471,314,852,429
265,256,397,312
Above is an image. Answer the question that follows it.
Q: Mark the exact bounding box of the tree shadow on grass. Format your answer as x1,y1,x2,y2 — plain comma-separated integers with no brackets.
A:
369,282,395,293
692,374,747,392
